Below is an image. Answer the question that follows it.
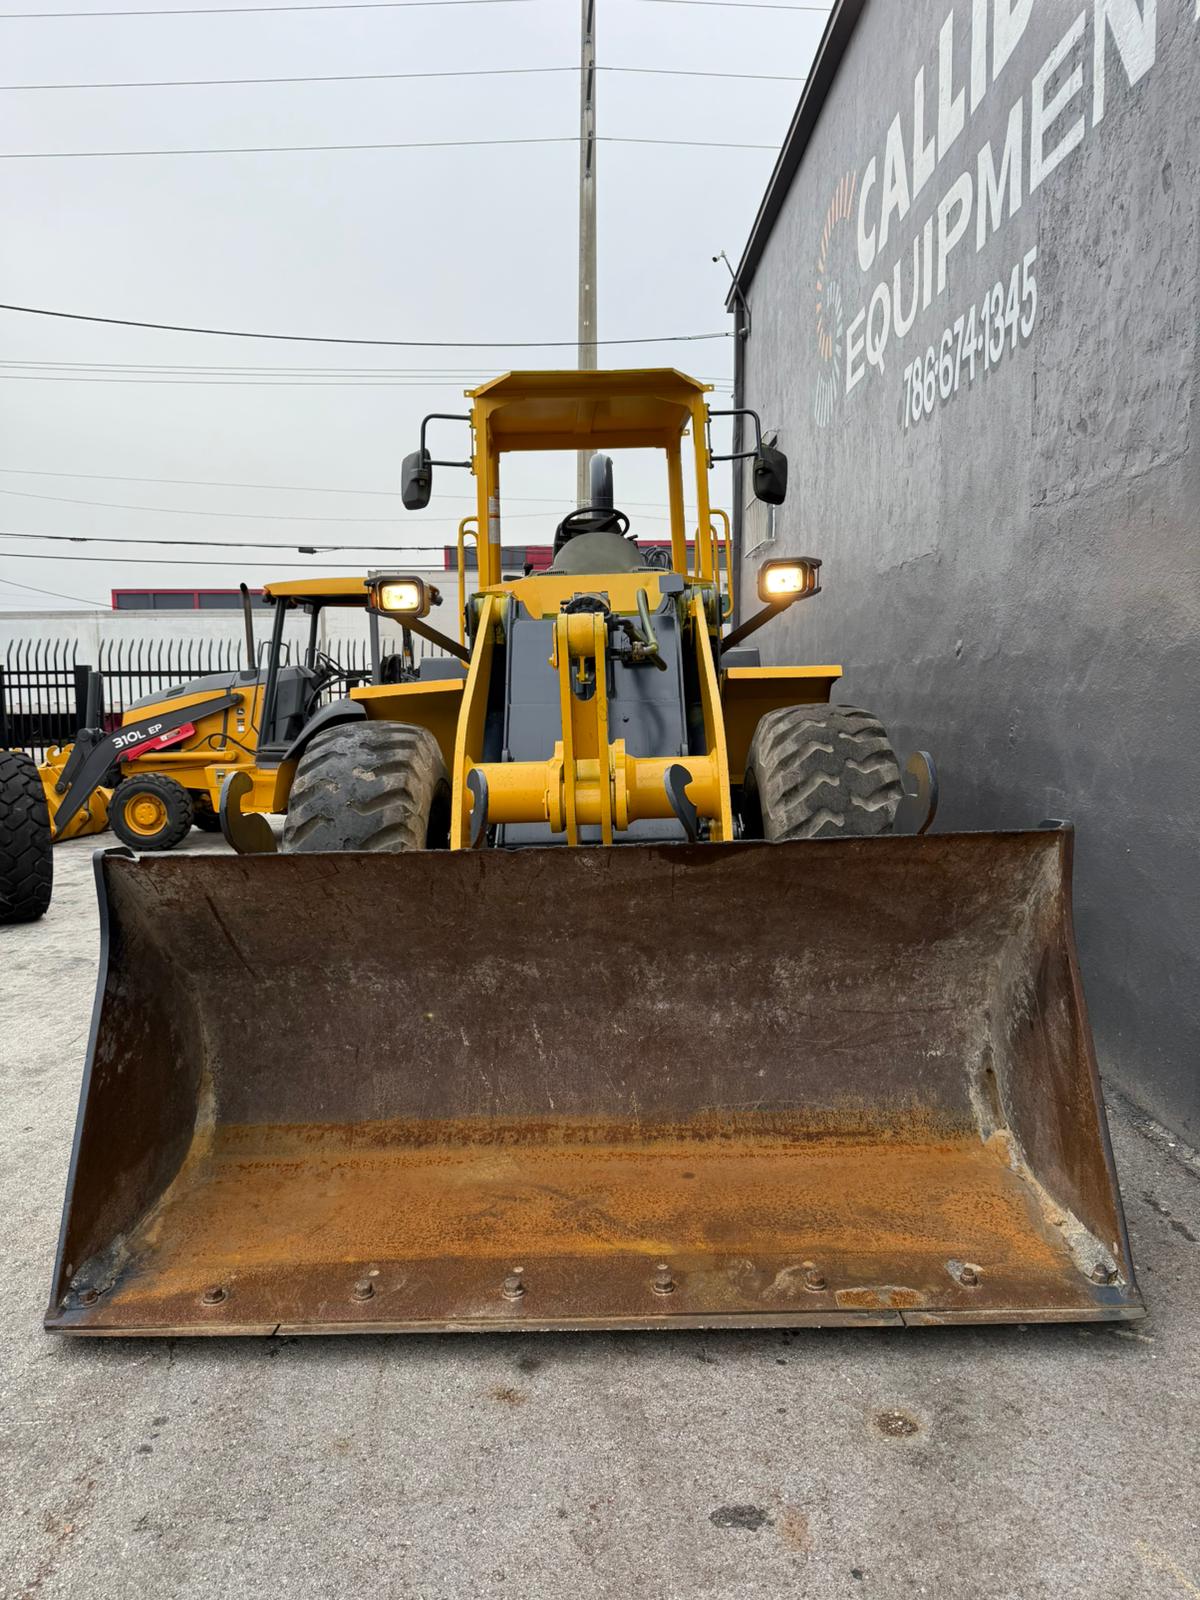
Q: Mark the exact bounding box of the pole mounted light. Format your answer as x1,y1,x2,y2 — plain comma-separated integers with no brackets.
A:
577,0,598,507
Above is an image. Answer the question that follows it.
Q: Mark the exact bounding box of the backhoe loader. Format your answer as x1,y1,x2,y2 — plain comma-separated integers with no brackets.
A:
44,368,1141,1336
0,579,445,916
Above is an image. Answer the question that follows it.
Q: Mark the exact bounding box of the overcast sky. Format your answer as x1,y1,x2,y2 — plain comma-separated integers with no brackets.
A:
0,0,827,611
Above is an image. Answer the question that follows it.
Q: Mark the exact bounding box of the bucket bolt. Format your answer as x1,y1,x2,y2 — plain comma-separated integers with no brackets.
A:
1089,1262,1118,1285
353,1278,375,1302
502,1268,526,1302
76,1286,99,1307
802,1263,826,1293
959,1265,980,1287
651,1263,675,1296
200,1284,227,1306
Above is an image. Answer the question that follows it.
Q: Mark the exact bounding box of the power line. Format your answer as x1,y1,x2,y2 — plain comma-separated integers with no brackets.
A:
641,1,829,9
0,302,733,349
0,488,585,523
0,378,731,392
0,0,531,16
0,359,732,378
1,0,827,14
0,133,774,160
0,485,685,522
5,0,826,15
0,360,496,372
607,64,803,82
0,487,420,521
2,543,704,574
0,465,694,513
0,574,105,606
0,529,448,552
0,364,733,389
0,63,805,90
610,135,773,149
0,467,399,492
0,548,431,568
0,487,681,525
1,134,573,160
0,373,518,387
4,62,576,91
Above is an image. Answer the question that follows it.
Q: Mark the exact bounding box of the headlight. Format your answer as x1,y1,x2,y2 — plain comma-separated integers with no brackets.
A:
371,575,431,617
758,557,821,604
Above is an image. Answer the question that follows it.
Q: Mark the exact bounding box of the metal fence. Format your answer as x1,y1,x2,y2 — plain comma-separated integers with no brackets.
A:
0,639,84,763
96,636,243,722
1,632,448,763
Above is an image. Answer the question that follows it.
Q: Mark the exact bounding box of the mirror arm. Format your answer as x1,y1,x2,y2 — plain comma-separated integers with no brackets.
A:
707,405,764,465
419,412,473,469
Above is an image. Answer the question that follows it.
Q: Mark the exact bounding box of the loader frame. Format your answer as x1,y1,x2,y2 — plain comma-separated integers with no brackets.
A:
336,369,843,850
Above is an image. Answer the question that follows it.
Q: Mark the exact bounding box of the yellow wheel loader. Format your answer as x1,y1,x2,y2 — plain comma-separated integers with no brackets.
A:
3,579,437,917
45,368,1142,1337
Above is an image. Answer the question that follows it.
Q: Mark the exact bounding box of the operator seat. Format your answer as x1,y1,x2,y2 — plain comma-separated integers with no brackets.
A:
548,504,647,576
549,529,647,576
269,664,321,744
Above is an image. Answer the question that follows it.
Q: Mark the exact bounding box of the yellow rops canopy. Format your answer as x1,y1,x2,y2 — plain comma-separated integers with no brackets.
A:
261,576,371,605
468,368,712,453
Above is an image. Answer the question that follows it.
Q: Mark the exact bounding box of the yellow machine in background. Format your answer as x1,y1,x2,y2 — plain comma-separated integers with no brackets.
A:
33,578,442,854
44,368,1140,1340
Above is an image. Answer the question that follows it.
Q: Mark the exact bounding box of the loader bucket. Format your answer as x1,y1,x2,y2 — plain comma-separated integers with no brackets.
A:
39,749,110,842
47,830,1142,1336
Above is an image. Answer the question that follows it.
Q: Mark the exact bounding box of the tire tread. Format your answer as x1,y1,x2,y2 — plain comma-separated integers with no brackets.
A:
743,703,902,841
281,723,449,853
0,750,53,923
109,773,195,851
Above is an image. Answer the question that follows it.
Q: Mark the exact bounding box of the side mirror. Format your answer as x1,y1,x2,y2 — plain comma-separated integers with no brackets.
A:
753,442,788,506
401,448,433,511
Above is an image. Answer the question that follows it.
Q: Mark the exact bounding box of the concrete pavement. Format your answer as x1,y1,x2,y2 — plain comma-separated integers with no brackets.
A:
2,836,1198,1599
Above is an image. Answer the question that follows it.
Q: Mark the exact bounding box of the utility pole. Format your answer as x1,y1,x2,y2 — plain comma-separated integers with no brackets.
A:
577,0,597,506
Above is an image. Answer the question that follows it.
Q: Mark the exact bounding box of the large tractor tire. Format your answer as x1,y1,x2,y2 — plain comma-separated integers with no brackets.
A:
109,774,195,852
743,703,902,841
281,722,451,853
0,750,53,924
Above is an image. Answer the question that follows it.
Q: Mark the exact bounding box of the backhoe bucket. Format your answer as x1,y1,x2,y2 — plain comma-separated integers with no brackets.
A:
47,830,1142,1335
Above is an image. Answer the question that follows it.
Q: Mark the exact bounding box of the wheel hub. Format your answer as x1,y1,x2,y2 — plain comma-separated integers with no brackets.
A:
125,794,168,836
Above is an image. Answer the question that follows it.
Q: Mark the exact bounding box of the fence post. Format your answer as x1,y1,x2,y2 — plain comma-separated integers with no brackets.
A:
73,663,92,730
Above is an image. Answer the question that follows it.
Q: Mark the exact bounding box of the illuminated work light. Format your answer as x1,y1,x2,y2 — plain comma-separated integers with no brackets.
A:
758,558,822,604
370,576,435,617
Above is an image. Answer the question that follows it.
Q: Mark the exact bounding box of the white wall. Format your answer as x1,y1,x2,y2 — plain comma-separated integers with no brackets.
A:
0,567,454,662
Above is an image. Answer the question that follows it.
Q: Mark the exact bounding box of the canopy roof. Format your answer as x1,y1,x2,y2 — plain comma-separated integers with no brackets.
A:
468,368,711,453
263,576,370,604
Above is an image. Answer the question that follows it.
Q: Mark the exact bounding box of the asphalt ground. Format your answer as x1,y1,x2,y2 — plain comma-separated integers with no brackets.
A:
2,834,1198,1600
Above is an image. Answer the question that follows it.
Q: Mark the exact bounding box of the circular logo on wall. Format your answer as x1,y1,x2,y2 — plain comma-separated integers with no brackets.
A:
814,169,859,429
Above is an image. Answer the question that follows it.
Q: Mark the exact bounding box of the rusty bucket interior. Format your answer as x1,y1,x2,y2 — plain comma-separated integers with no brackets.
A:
47,832,1143,1335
